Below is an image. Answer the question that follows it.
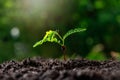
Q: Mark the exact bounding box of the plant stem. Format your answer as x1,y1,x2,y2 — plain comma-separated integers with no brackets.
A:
54,32,64,46
61,45,66,61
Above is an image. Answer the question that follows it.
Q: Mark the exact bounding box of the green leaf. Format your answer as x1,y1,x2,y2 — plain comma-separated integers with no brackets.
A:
33,27,87,48
33,30,61,47
63,28,86,40
33,40,43,47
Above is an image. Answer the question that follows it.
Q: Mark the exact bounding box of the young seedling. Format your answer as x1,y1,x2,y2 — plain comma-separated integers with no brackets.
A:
33,28,86,61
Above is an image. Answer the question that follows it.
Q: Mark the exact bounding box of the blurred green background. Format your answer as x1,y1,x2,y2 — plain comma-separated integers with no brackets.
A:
0,0,120,63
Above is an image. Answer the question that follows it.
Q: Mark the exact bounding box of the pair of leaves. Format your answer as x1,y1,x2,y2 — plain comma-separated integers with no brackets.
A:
33,28,86,47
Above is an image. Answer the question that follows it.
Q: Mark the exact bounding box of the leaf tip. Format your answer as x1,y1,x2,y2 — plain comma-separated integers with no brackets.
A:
83,28,87,31
33,44,37,48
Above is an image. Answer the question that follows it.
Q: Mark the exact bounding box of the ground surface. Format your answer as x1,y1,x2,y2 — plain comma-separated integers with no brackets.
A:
0,57,120,80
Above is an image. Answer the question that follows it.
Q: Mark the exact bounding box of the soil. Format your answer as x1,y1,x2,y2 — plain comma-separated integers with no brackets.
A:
0,57,120,80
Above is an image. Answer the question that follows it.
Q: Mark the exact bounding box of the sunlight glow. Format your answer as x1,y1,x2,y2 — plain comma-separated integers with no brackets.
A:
16,0,64,19
14,0,73,28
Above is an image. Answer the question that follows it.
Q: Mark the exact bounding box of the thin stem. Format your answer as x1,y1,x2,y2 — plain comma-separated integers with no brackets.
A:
55,31,66,61
62,39,65,46
61,46,66,61
55,32,64,46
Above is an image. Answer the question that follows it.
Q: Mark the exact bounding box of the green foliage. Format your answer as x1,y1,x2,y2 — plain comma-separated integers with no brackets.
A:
86,52,107,60
33,30,61,47
33,28,86,47
63,28,86,40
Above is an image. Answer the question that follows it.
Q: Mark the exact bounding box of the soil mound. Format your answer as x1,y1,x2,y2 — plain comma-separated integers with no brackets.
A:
0,57,120,80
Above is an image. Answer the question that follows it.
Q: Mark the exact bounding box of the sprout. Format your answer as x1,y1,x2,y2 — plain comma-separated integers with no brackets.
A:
33,28,86,60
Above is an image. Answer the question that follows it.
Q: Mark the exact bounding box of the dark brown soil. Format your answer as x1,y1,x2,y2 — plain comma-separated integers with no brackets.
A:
0,57,120,80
